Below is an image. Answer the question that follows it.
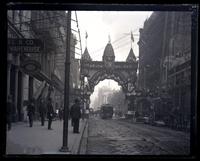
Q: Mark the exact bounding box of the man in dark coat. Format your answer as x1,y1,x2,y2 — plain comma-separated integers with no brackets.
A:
58,107,63,121
39,98,46,126
47,98,54,130
70,98,81,133
7,95,13,131
27,99,35,127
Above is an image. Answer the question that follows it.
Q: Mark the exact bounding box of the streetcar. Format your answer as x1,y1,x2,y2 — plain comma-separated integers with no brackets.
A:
100,104,114,119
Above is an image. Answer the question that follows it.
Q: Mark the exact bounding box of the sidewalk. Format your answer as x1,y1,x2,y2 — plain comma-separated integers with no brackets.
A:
6,119,88,155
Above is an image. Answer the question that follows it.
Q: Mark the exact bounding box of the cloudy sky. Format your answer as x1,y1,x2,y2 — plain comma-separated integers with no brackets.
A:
72,11,153,107
74,11,152,61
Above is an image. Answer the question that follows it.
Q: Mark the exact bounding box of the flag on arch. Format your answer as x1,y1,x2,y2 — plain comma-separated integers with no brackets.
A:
85,31,88,39
131,32,134,42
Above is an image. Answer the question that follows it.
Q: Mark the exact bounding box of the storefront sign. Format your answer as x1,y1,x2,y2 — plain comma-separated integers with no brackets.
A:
21,59,41,73
8,38,44,53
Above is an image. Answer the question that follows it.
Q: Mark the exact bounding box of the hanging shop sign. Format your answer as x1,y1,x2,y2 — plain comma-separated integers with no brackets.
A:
21,59,41,74
8,38,44,53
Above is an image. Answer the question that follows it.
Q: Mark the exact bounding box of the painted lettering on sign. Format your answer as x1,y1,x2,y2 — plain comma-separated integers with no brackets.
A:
9,46,41,53
8,38,43,53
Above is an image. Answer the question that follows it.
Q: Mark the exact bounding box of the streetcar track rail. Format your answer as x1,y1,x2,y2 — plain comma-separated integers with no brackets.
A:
86,118,190,155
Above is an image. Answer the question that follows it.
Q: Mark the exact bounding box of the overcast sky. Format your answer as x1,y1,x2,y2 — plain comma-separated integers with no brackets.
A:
72,11,153,107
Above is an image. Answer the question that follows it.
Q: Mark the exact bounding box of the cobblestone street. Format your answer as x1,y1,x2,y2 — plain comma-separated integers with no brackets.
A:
86,117,190,155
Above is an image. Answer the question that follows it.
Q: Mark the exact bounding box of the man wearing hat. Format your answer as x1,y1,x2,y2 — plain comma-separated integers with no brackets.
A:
70,98,81,133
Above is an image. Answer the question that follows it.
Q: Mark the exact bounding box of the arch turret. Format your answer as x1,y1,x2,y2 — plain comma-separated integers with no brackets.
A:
126,48,136,62
102,42,115,62
82,47,92,61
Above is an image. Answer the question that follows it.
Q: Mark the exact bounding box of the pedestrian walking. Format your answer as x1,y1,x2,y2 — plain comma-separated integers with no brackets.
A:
69,103,74,127
23,102,28,122
58,108,63,121
47,98,54,130
85,108,89,119
70,98,81,133
39,97,46,126
149,104,155,125
27,99,35,127
7,95,13,131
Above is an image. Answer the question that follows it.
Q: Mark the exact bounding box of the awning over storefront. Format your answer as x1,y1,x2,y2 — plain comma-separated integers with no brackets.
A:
20,63,64,94
51,73,64,93
35,71,52,85
20,65,52,84
19,51,64,94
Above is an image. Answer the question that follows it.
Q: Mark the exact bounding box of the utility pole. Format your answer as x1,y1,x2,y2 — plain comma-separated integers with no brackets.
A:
60,11,71,152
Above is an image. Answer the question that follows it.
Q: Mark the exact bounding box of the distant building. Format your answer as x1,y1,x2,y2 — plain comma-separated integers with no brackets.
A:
138,11,191,126
97,86,113,106
92,86,127,115
138,12,165,92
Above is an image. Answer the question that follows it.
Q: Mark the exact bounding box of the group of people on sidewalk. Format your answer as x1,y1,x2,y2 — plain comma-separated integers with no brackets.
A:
23,97,55,130
6,95,58,131
7,95,87,134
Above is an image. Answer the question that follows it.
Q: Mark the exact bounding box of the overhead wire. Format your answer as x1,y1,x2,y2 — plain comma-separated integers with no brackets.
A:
90,33,139,57
9,11,139,59
88,27,140,57
89,34,130,56
9,11,78,50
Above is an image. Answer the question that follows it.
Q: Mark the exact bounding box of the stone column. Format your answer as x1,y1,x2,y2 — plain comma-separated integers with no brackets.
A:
7,53,12,100
7,63,11,99
18,72,25,121
21,72,25,103
13,54,20,121
14,66,19,121
144,68,146,89
28,76,34,101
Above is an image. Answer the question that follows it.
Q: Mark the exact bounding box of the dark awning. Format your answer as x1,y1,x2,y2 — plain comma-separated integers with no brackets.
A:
51,73,64,93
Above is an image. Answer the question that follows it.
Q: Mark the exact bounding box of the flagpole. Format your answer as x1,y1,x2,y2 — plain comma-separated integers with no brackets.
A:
131,31,134,49
85,32,87,47
85,31,88,47
131,39,132,49
131,31,132,48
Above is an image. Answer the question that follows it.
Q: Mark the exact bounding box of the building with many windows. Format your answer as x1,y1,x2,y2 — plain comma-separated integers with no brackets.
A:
137,11,192,129
7,10,80,121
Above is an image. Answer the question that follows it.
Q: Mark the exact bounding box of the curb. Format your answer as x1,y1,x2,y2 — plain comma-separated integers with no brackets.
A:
77,119,89,154
71,120,88,154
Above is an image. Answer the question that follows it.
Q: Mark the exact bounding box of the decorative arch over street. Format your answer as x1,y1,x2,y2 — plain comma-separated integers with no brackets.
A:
80,38,138,104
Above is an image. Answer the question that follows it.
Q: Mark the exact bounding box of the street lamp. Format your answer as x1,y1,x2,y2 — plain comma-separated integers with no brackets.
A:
60,11,71,153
